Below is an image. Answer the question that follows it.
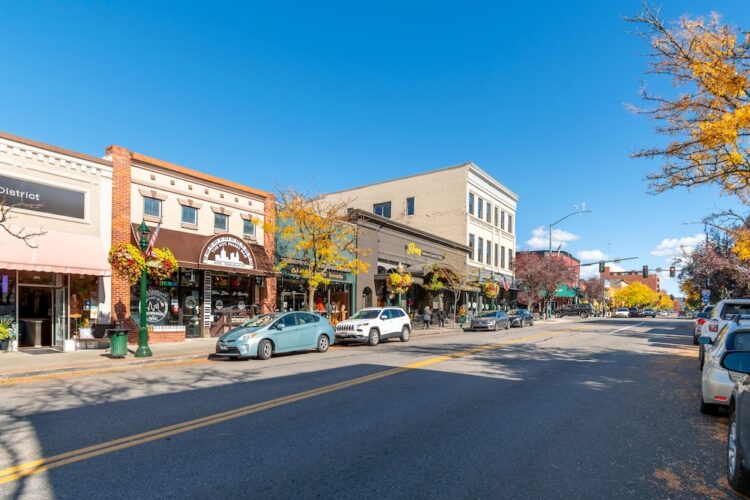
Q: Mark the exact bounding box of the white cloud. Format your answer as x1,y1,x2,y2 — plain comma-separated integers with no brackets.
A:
577,249,607,261
525,226,579,250
651,234,705,260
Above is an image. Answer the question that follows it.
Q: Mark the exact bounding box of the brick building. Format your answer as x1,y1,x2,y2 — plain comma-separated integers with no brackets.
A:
600,266,660,293
107,146,277,343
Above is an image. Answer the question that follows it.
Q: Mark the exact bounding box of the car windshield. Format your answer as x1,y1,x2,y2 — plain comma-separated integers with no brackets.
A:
239,314,279,328
507,309,523,315
617,308,628,312
478,311,498,318
350,310,381,320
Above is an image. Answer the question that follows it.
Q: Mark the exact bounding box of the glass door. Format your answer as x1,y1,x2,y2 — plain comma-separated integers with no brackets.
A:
53,287,67,347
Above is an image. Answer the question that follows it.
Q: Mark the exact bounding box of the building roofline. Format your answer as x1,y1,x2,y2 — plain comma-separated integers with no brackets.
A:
0,131,112,168
324,162,472,196
107,146,274,201
349,208,471,254
324,160,519,202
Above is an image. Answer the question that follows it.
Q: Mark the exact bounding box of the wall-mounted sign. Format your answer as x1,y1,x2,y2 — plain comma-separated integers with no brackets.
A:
286,266,345,281
201,235,255,270
139,289,169,324
405,242,444,261
0,174,85,219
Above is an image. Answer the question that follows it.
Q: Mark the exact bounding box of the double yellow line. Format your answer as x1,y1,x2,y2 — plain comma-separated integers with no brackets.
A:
0,329,567,485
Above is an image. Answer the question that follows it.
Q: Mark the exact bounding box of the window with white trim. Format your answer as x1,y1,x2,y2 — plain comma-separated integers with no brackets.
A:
144,197,161,218
181,205,197,225
214,212,229,231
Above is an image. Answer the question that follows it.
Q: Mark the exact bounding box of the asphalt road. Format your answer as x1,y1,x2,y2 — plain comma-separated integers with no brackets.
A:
0,317,740,499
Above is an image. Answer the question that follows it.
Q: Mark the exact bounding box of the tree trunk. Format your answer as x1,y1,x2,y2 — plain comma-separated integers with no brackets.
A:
307,285,316,312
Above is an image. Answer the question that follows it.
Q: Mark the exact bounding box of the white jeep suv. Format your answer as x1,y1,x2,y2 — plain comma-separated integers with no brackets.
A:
335,307,411,346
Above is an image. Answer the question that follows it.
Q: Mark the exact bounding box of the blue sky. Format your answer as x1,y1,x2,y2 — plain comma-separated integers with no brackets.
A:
2,1,748,296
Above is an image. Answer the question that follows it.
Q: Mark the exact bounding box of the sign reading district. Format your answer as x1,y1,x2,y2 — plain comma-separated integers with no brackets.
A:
0,174,85,219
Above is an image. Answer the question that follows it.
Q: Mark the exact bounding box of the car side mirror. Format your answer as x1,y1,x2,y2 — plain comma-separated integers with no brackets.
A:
721,351,750,374
276,323,285,330
698,336,713,345
380,315,387,320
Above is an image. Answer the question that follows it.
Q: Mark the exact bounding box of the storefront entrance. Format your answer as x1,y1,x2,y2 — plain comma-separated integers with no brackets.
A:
17,283,67,348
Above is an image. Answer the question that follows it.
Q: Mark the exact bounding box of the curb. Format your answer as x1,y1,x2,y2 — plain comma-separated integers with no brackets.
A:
0,353,213,382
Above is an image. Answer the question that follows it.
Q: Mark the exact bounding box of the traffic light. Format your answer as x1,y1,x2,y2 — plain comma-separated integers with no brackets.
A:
598,261,605,273
669,266,676,278
642,265,648,278
670,294,674,301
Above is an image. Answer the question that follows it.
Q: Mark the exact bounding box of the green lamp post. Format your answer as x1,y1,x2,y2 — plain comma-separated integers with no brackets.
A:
135,221,153,358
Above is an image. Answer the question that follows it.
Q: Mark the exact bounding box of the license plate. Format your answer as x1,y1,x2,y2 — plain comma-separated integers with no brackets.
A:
219,345,228,351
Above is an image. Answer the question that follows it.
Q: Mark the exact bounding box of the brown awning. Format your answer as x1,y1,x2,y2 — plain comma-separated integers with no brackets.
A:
130,224,276,276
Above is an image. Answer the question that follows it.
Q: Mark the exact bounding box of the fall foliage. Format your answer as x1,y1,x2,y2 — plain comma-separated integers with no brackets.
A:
514,253,576,317
629,5,750,202
271,190,370,312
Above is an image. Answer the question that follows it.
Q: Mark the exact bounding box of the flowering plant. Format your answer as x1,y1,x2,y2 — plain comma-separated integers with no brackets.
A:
147,248,179,280
424,273,444,292
387,272,412,295
108,243,146,285
482,281,500,299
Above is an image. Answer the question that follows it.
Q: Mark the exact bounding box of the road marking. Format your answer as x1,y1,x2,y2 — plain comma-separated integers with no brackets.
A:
611,322,646,334
0,328,572,485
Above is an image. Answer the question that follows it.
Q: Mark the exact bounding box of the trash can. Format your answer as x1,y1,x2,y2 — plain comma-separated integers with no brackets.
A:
108,329,129,358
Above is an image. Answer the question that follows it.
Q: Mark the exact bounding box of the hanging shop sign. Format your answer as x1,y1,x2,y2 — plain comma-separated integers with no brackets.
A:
0,174,85,219
405,242,444,261
201,235,255,270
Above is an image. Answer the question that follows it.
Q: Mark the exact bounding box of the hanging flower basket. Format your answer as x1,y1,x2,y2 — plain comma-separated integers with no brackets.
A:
482,282,500,300
147,248,179,280
424,273,444,292
108,243,146,285
387,272,412,295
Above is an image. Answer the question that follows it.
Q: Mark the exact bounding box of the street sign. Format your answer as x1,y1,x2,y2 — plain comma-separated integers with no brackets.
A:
701,289,711,305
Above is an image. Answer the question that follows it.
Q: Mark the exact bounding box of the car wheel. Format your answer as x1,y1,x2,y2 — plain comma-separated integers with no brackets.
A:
728,408,750,490
693,335,699,346
493,322,499,331
555,313,562,319
257,339,272,360
317,335,329,353
367,328,380,346
700,400,720,415
520,318,526,328
400,326,410,342
580,312,588,318
699,347,705,371
505,321,510,330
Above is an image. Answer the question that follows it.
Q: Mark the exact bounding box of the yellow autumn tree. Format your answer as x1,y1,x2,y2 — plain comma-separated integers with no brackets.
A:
629,6,750,201
656,294,675,311
271,190,370,312
732,228,750,261
613,282,659,308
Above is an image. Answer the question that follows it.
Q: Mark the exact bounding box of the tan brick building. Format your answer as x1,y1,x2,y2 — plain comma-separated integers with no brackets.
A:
600,266,660,293
107,146,276,342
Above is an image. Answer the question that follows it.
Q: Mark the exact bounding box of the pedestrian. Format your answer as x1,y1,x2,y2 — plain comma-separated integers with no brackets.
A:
437,308,446,328
422,305,432,329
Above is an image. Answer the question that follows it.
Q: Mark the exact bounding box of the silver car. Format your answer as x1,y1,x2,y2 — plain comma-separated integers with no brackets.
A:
699,319,750,414
467,310,510,331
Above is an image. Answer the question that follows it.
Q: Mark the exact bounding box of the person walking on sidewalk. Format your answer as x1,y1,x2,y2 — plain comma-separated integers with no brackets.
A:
436,308,446,328
422,305,432,329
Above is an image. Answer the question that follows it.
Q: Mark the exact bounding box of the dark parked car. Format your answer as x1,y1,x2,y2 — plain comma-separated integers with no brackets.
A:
718,350,750,492
507,308,534,328
628,307,641,318
554,304,594,318
468,310,510,331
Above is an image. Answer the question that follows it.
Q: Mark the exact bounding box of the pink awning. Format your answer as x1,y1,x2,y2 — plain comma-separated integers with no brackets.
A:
0,227,111,276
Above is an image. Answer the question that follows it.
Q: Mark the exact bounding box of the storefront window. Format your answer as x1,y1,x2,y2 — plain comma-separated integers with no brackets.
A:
0,270,16,318
211,273,255,331
179,269,202,337
70,275,99,332
130,281,179,328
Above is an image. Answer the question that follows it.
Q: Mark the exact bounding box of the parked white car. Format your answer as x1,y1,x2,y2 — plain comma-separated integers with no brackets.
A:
614,308,630,318
699,299,750,369
335,307,411,346
699,319,750,414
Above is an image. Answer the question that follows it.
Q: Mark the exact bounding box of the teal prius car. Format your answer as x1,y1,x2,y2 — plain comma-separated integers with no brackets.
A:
215,312,335,360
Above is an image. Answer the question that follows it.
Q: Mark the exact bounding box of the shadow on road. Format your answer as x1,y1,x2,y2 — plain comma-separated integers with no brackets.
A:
0,319,738,499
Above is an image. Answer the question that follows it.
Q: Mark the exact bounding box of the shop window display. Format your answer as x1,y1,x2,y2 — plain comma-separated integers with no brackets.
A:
210,274,255,333
0,270,16,318
70,275,99,334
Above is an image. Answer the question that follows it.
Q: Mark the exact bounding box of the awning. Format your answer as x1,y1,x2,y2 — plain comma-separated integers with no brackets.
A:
132,224,276,276
0,227,110,276
554,285,577,298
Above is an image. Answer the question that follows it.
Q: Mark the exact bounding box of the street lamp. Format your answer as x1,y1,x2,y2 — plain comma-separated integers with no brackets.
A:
549,208,592,252
136,221,153,358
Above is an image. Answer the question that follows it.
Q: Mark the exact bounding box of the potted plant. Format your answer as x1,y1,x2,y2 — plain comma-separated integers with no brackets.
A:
0,316,13,352
79,317,92,339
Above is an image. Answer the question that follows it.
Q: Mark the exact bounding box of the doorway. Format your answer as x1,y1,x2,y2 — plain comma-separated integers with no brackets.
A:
18,285,67,347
